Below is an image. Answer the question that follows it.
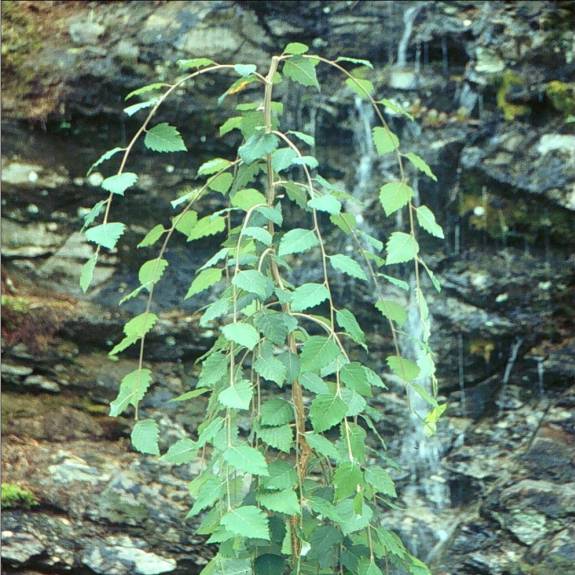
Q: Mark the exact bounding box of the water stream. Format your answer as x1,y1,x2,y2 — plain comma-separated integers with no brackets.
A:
396,4,424,68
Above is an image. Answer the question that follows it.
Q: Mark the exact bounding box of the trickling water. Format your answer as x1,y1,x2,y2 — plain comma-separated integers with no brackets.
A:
536,357,545,398
458,332,466,416
498,337,524,414
398,283,451,560
396,4,424,68
353,96,376,200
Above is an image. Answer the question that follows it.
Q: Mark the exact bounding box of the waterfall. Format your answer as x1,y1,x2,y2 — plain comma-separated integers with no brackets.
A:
396,4,424,68
400,286,450,507
347,96,378,240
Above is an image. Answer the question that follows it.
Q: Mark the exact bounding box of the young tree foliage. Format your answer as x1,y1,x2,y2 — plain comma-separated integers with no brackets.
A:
80,43,445,575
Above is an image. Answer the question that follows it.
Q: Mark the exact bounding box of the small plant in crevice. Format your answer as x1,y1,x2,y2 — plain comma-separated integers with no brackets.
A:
80,42,445,575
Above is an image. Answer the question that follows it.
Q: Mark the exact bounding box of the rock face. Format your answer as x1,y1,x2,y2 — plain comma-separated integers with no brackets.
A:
2,1,574,574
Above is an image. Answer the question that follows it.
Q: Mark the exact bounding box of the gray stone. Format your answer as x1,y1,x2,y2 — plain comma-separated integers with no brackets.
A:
23,374,61,393
1,530,45,564
69,21,106,45
82,537,177,575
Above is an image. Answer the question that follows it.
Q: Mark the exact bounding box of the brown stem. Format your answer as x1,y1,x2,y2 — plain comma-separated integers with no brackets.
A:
263,55,307,563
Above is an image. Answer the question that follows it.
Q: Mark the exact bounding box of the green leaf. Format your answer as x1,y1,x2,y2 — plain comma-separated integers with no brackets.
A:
174,211,198,236
199,248,229,271
254,311,296,345
300,372,329,394
416,205,444,238
185,268,223,299
254,555,286,575
336,499,372,535
291,283,330,312
346,77,374,99
271,147,298,173
231,188,267,211
144,123,187,153
234,64,257,76
243,226,272,246
358,560,384,575
336,309,366,346
386,355,420,382
380,273,409,291
379,182,413,216
218,380,253,410
169,388,209,402
345,422,367,462
278,228,319,257
310,393,348,432
138,224,165,248
278,351,300,383
254,354,287,386
238,132,279,165
262,460,297,491
80,254,97,293
258,489,300,515
233,270,273,300
283,56,319,90
260,399,294,426
221,506,270,540
177,57,215,71
187,215,226,241
334,462,362,501
380,98,414,121
223,445,269,476
308,194,341,215
124,99,157,117
292,155,319,169
188,474,224,517
329,254,367,281
138,258,168,291
207,172,233,194
258,425,293,453
405,152,437,182
301,336,340,373
131,419,160,455
219,116,242,136
385,232,419,265
125,82,166,100
375,299,407,327
282,182,307,208
81,200,107,230
306,432,340,460
109,312,158,356
161,438,198,464
197,417,225,448
341,388,367,417
256,205,283,226
87,147,124,175
365,466,397,498
202,557,252,575
284,42,309,55
340,362,371,396
424,403,447,437
336,56,373,69
198,158,231,176
373,127,399,155
330,212,357,234
85,222,125,250
109,368,152,417
288,130,315,146
222,322,260,350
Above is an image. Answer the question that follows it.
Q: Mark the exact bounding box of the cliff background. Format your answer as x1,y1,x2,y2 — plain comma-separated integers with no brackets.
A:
2,1,574,574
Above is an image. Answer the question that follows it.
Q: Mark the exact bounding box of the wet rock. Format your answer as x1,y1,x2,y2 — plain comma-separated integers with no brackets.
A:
22,374,61,393
82,536,177,575
1,530,45,565
69,20,106,45
1,219,66,258
1,363,33,384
